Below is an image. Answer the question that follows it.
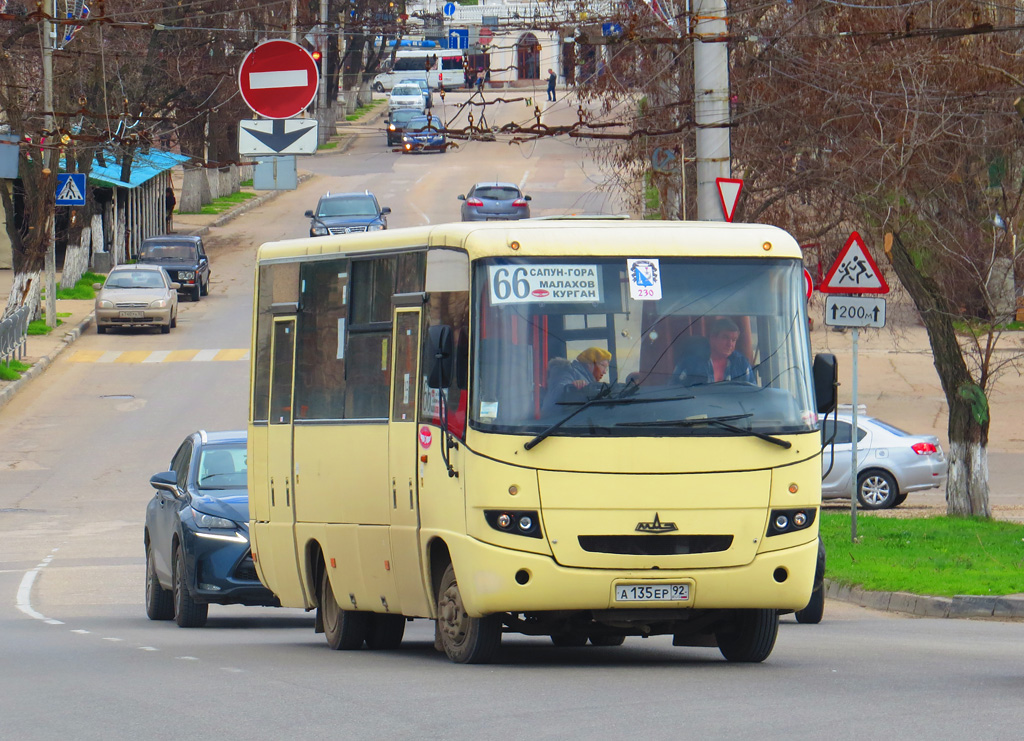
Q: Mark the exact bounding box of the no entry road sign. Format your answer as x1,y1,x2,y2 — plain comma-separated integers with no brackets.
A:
238,40,319,119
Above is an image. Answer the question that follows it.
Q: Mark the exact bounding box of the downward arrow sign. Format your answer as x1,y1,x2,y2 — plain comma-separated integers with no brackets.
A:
238,119,319,155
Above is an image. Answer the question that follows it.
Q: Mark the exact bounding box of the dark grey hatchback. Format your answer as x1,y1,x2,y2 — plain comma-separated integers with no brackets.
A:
458,182,532,221
137,235,210,302
144,430,278,628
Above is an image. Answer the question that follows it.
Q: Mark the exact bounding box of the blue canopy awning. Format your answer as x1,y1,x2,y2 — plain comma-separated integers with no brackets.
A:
88,148,190,189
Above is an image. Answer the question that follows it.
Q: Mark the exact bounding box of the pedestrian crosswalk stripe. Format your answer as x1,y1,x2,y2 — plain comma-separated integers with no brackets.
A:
69,349,250,364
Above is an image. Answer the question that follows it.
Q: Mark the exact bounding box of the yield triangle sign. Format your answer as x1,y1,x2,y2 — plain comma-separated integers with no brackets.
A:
819,231,890,294
716,177,743,222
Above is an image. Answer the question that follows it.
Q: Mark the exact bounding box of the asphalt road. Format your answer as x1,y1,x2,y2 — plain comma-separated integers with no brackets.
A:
2,93,1023,738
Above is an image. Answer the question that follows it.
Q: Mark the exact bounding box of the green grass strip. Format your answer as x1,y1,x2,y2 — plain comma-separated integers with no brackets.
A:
178,190,257,215
56,271,106,300
821,512,1024,596
0,358,31,381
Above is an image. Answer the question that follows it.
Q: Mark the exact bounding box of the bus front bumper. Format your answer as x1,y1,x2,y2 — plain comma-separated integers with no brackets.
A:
442,535,818,617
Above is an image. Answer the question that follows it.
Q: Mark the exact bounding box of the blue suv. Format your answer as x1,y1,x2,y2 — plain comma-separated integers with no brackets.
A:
144,430,278,627
305,191,390,237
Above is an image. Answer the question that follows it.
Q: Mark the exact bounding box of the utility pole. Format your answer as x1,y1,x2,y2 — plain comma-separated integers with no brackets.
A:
42,0,56,328
318,0,329,111
693,0,731,221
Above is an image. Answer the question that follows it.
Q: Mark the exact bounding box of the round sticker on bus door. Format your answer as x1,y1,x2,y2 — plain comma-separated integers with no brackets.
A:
419,426,432,448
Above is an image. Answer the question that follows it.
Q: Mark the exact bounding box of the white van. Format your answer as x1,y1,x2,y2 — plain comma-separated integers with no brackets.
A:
372,49,465,92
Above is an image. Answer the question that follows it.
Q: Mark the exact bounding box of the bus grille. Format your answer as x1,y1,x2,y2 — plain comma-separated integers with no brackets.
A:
577,534,733,556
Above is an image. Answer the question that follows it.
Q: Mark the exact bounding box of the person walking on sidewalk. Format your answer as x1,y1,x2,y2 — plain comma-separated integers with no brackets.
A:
547,69,557,101
165,187,176,232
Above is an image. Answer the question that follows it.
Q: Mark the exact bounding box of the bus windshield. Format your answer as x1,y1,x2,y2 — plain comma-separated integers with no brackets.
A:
470,256,816,438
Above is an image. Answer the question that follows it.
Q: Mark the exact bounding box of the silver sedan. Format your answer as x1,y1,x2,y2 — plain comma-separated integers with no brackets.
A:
94,264,179,334
458,182,532,221
821,409,947,509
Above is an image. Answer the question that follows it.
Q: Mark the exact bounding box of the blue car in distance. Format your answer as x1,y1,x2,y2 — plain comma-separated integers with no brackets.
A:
144,430,278,627
402,115,447,153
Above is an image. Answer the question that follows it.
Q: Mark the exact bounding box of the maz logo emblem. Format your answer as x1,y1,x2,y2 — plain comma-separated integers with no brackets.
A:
635,513,678,533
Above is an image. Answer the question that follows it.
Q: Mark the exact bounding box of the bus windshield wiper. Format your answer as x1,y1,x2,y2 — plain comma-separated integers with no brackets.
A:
524,391,693,451
617,413,792,449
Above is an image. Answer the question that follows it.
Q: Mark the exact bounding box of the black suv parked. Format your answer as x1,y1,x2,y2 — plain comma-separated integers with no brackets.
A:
137,235,210,302
305,191,390,237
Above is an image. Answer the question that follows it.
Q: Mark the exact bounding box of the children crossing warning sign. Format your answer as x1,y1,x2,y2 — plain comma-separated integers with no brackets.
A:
56,173,86,205
819,231,889,294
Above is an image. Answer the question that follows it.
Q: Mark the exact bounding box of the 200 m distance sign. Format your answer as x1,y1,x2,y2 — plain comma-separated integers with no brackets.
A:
238,40,319,119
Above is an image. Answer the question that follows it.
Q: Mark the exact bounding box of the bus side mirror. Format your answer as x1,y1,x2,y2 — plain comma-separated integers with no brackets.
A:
427,324,454,389
813,353,838,414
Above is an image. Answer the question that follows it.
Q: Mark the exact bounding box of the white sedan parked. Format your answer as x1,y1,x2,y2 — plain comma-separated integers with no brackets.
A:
821,408,947,509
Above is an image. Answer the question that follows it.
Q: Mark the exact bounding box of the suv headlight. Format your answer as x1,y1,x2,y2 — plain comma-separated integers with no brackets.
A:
192,510,237,530
311,225,328,236
368,224,384,231
178,271,195,280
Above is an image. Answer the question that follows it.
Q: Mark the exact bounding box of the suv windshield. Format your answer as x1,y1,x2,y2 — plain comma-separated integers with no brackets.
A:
470,257,816,439
196,442,247,492
318,196,378,218
140,243,196,261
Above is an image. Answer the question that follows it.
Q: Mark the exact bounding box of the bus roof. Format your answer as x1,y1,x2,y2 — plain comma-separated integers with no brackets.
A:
256,220,803,263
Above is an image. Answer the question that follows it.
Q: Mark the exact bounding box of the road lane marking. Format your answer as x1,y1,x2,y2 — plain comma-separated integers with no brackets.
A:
139,646,159,651
143,351,171,363
192,349,219,362
16,549,63,624
115,351,151,363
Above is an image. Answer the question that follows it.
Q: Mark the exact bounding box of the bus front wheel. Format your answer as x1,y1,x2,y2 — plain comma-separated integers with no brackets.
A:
320,569,369,650
436,563,501,664
716,609,779,663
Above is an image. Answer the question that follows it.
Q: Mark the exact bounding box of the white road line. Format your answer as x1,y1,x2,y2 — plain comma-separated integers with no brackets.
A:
192,349,219,362
410,202,431,224
16,550,63,624
143,350,171,363
177,656,199,661
139,646,159,652
97,351,122,363
102,637,123,642
520,170,531,191
71,629,91,634
221,667,244,673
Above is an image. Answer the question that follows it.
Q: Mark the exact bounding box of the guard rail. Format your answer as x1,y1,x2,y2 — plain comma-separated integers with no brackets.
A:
0,305,31,365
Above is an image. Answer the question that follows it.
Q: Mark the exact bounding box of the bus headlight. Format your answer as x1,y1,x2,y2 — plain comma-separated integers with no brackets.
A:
485,510,542,539
767,508,817,537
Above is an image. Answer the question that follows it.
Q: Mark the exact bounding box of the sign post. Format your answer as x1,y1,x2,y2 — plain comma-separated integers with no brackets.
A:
819,231,890,541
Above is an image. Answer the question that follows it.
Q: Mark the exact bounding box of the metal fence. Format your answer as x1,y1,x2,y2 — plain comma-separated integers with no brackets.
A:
0,306,31,365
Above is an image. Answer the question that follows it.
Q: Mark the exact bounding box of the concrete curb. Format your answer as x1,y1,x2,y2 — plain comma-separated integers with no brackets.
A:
825,579,1024,621
0,311,94,412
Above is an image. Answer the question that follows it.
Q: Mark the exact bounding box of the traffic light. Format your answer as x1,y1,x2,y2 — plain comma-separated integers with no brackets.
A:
311,49,323,73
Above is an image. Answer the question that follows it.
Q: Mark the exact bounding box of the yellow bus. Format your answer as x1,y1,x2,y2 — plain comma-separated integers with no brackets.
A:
248,219,837,664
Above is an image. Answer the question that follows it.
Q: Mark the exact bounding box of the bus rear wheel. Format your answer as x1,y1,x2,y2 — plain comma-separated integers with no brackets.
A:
436,563,501,664
716,609,779,663
320,569,368,650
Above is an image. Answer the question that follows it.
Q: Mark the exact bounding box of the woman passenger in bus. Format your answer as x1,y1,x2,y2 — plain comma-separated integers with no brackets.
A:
675,318,754,385
542,347,612,412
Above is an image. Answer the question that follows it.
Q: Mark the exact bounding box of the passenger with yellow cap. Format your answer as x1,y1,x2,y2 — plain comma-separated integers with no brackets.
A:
542,346,612,411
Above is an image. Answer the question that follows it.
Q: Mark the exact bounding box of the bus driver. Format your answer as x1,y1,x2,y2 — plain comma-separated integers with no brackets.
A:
675,318,754,385
542,347,612,411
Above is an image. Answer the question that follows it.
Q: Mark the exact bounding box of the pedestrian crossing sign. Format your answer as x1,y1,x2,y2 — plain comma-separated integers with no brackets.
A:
56,173,86,205
819,231,889,294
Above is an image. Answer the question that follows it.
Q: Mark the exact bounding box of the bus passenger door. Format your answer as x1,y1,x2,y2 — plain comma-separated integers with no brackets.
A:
388,307,432,616
264,318,310,606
